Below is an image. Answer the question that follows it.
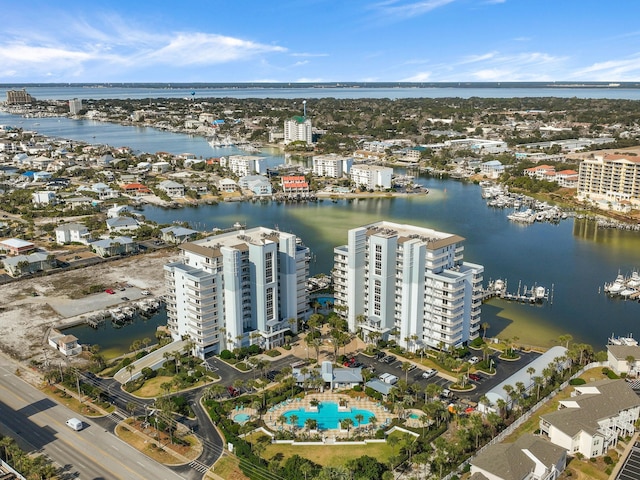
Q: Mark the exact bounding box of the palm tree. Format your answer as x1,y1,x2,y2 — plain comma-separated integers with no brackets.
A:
305,418,317,436
481,321,490,340
125,363,135,383
289,414,299,434
526,366,535,384
355,413,364,427
341,418,354,437
401,361,412,383
277,414,287,431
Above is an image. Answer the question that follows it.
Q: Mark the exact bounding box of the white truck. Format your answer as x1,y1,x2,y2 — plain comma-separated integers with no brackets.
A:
66,418,83,431
379,373,398,385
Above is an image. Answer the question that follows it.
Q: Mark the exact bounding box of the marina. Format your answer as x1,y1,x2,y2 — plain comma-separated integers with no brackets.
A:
603,272,640,300
485,279,551,304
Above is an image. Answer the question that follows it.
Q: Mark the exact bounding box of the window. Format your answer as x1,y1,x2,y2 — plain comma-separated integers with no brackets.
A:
266,287,274,319
265,251,274,282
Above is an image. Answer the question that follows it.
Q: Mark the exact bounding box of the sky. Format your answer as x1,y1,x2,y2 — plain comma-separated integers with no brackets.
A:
2,0,640,83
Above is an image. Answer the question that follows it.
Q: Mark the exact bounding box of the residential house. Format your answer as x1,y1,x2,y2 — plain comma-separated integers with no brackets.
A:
91,182,119,200
107,204,131,218
3,251,57,277
121,183,151,195
292,361,363,391
48,329,82,356
32,190,57,205
281,175,310,198
55,223,91,245
96,154,115,167
91,236,138,257
607,342,640,376
525,165,556,180
539,379,640,458
0,238,35,255
480,160,505,179
239,175,272,196
64,196,95,209
470,434,566,480
555,170,579,188
32,171,53,182
151,161,171,173
218,178,238,193
158,180,185,198
160,226,198,244
106,216,140,233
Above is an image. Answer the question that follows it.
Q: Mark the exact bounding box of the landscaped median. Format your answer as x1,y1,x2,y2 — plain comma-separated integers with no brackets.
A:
115,418,203,465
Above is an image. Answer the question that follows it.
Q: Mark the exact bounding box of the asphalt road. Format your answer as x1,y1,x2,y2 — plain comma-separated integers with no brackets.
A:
0,361,187,480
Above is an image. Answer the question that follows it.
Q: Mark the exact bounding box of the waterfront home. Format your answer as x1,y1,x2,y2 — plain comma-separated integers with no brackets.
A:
350,164,393,190
106,216,140,233
281,175,309,197
480,160,505,179
539,379,640,458
218,178,238,193
91,236,138,257
121,182,151,195
55,223,91,245
239,175,272,196
107,204,130,218
0,238,35,256
47,329,82,356
96,154,114,167
3,251,56,277
607,342,640,376
470,434,566,480
160,226,198,244
158,180,185,198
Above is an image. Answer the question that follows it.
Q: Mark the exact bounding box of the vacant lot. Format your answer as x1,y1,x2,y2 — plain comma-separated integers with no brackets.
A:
0,250,177,361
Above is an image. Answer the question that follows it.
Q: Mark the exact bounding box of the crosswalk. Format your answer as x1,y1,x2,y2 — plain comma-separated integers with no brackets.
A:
189,460,209,473
107,409,128,423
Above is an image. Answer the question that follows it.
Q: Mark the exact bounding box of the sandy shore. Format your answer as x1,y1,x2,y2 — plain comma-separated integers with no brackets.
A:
0,250,177,362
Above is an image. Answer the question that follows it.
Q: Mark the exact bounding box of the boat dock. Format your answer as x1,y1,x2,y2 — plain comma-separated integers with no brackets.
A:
483,279,552,304
603,271,640,300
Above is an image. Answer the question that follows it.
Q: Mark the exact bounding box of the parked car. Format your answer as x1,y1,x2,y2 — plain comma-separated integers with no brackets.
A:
469,356,480,365
105,288,115,294
375,352,386,360
469,373,482,381
407,364,417,372
383,355,396,364
422,368,437,379
227,386,240,397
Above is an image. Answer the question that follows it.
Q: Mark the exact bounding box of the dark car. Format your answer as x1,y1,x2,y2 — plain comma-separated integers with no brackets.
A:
383,355,396,364
227,386,240,397
469,373,482,381
375,351,386,360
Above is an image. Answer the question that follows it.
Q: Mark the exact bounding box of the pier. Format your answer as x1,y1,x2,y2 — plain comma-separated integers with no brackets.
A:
483,279,552,305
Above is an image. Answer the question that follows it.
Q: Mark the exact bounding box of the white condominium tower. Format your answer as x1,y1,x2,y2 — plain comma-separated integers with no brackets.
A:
165,227,310,359
284,116,313,145
333,221,483,352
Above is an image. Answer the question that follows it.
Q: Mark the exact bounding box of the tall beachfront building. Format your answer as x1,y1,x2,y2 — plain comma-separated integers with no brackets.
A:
333,221,483,352
165,227,311,359
577,154,640,208
284,116,312,145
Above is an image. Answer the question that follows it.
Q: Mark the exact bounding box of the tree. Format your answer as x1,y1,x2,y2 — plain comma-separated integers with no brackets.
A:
125,363,135,383
481,321,490,340
289,414,298,434
401,361,412,383
558,334,573,349
355,413,364,427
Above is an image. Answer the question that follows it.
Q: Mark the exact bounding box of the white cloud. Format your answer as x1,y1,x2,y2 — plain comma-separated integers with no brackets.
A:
290,53,329,58
402,71,432,81
293,60,310,67
571,55,640,80
371,0,456,19
0,15,287,80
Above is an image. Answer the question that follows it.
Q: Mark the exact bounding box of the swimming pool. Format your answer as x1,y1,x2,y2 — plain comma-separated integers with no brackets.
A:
409,413,420,420
233,413,251,424
283,401,374,430
315,296,334,307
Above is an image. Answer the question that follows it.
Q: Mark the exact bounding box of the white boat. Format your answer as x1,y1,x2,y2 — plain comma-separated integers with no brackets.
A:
609,334,638,346
627,271,640,288
605,274,626,294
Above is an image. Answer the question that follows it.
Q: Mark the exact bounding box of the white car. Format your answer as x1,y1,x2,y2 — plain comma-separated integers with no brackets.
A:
469,356,480,365
422,368,437,379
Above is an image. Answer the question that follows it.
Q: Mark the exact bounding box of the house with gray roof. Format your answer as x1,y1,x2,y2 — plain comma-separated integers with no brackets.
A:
158,179,185,197
607,343,640,376
160,226,198,244
292,361,363,391
106,216,140,233
3,251,57,277
91,236,138,258
239,175,272,196
55,223,91,245
364,379,395,398
470,434,566,480
539,379,640,458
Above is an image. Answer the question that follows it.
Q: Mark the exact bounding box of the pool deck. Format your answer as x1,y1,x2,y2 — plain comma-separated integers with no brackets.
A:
263,392,394,433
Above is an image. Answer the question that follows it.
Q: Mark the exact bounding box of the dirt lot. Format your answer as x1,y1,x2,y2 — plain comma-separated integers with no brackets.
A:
0,250,178,362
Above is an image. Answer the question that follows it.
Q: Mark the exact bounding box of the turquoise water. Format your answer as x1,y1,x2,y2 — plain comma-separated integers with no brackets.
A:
316,296,334,306
409,413,420,420
283,402,374,430
233,413,251,424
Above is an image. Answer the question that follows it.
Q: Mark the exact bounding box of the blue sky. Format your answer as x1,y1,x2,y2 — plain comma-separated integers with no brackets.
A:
2,0,640,83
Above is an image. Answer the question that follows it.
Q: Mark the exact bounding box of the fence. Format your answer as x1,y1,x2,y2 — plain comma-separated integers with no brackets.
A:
441,361,607,480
